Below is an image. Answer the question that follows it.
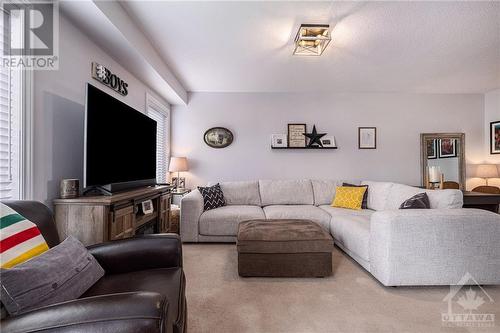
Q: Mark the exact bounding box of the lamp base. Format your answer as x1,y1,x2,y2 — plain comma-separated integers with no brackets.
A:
427,174,444,190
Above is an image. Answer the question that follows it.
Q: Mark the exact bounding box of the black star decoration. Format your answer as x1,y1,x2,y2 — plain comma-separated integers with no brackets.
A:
303,125,326,147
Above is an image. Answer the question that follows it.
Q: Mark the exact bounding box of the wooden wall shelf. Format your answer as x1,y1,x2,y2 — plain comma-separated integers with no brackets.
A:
271,146,338,150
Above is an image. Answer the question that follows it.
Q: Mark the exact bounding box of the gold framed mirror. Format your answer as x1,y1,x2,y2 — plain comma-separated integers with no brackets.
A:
420,133,465,190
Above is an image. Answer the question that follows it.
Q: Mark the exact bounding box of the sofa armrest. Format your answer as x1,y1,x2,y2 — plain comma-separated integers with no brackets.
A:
1,292,168,333
88,234,182,274
180,189,204,242
370,209,500,286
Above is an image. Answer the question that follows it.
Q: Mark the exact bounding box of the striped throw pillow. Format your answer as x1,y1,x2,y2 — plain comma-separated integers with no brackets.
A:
1,203,49,269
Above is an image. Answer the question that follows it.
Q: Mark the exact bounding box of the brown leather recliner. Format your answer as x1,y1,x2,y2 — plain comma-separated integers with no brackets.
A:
1,200,187,333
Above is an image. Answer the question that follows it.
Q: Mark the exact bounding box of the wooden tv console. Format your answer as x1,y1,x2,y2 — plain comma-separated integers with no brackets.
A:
53,186,172,246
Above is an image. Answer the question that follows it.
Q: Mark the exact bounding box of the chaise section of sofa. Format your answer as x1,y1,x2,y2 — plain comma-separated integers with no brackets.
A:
335,181,500,285
370,209,500,286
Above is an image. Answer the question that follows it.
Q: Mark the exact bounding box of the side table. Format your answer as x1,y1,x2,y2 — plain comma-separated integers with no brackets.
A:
463,191,500,213
169,189,191,233
171,188,191,206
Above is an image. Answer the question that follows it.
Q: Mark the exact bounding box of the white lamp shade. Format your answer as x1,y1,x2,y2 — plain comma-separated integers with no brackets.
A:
169,157,188,172
428,166,441,183
476,164,499,178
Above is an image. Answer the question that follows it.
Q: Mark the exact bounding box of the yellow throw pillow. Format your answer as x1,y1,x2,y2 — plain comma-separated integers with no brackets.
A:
331,186,367,210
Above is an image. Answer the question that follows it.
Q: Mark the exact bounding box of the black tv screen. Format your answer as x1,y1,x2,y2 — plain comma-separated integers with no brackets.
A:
84,84,157,192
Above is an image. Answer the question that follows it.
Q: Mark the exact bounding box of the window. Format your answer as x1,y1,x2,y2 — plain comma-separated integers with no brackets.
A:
0,8,24,200
146,94,170,183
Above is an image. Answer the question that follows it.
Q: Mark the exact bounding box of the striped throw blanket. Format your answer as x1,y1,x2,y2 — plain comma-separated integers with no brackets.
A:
1,203,49,269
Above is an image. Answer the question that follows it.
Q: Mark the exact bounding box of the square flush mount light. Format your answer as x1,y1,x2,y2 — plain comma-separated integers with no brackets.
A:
293,24,331,56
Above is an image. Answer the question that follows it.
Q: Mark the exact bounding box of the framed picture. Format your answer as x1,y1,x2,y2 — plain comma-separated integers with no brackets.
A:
427,139,437,159
490,121,500,154
321,136,336,148
172,177,186,189
204,127,233,148
141,200,154,215
358,127,376,149
438,138,457,158
288,124,306,147
271,134,287,147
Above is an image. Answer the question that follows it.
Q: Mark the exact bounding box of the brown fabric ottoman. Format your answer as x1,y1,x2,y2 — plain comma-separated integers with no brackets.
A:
237,219,334,277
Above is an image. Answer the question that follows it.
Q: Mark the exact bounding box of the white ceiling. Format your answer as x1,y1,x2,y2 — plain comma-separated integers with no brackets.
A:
122,1,500,94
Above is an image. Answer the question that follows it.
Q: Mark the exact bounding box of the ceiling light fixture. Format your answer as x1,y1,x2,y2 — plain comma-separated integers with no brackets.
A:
293,24,331,56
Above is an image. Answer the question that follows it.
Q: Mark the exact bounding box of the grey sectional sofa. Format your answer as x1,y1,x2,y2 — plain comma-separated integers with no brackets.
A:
180,180,500,286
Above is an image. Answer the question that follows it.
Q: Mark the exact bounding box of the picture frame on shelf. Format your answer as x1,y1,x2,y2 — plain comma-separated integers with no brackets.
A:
288,123,306,147
438,138,457,158
490,121,500,154
321,136,336,148
271,134,287,147
358,127,376,149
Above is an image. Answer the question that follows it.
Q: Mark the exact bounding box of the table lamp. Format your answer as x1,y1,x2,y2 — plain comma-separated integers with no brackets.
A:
427,166,443,189
476,164,499,186
169,157,189,191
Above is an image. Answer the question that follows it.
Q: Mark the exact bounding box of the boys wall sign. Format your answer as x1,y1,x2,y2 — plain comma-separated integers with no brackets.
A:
91,62,128,96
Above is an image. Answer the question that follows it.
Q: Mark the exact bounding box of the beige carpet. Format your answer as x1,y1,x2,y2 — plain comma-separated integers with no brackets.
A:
183,244,499,333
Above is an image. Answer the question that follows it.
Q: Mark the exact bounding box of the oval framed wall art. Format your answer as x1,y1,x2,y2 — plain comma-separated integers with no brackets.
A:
204,127,234,148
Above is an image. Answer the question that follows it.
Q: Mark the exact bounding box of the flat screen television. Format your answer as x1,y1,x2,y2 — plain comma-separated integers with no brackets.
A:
84,83,157,194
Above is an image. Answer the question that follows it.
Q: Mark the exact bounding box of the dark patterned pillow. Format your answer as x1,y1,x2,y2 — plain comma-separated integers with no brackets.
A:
343,183,369,209
198,184,226,211
400,193,430,209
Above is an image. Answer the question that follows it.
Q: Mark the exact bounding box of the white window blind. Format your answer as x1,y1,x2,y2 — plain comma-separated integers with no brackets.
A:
147,95,170,183
0,9,22,200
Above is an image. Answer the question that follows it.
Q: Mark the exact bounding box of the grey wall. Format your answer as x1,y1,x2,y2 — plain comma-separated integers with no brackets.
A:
470,88,500,189
172,92,484,190
31,15,491,203
484,88,500,162
33,14,168,206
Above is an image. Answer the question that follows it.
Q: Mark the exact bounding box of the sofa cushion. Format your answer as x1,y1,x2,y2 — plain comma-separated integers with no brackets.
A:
208,181,261,206
361,181,393,211
319,206,375,218
329,214,371,262
426,189,463,209
199,205,265,236
259,180,314,206
263,205,331,231
311,180,342,206
319,205,374,237
385,182,463,210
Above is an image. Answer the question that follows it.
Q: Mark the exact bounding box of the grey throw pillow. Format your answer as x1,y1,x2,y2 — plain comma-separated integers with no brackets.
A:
0,236,104,315
400,192,430,209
